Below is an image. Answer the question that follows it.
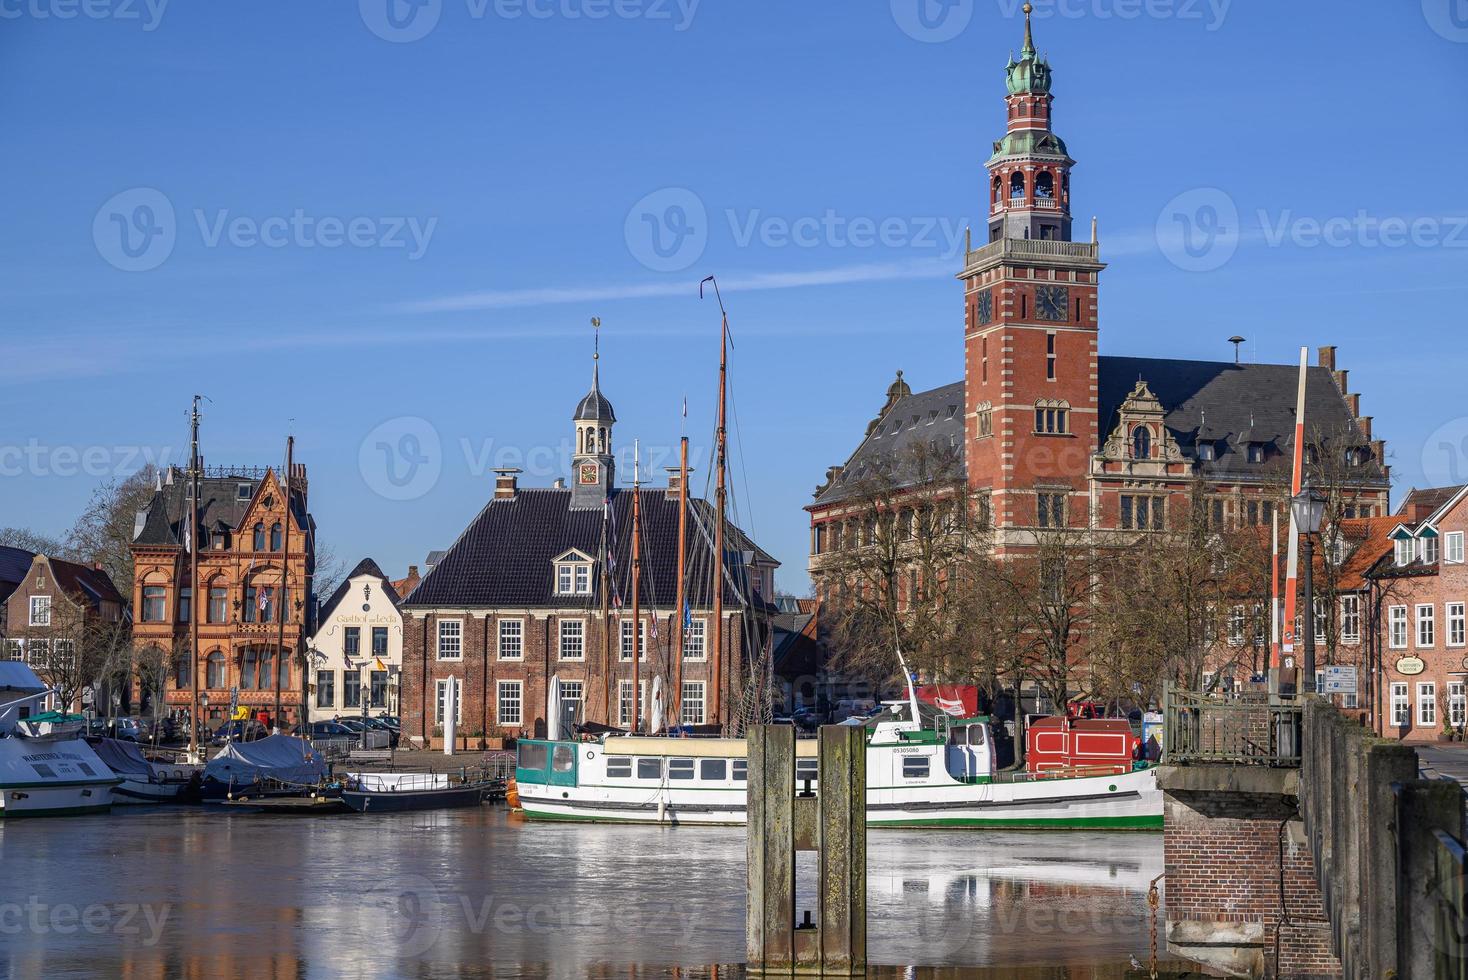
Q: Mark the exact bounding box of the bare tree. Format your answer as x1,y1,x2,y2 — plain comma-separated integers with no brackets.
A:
66,466,160,604
0,527,73,558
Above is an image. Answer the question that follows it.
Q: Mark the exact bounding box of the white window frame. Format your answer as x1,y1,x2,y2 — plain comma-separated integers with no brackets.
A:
436,619,463,661
1388,606,1408,650
434,677,463,726
554,559,593,596
1391,682,1410,726
1341,595,1361,645
1447,531,1466,565
558,619,586,661
1450,682,1466,728
683,617,708,661
1395,538,1412,567
617,679,646,728
2,640,22,661
558,679,584,711
1422,535,1441,565
497,680,523,727
1314,596,1330,645
1450,602,1467,649
28,596,51,627
618,619,647,662
497,618,524,661
1227,606,1246,647
316,669,335,708
680,680,706,725
1418,682,1437,727
1417,604,1436,648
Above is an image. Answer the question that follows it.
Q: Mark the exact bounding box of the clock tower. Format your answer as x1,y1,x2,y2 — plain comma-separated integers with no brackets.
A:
571,336,616,510
961,3,1106,536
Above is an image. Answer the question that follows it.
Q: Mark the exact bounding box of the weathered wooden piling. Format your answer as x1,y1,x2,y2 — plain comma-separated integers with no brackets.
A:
746,724,866,976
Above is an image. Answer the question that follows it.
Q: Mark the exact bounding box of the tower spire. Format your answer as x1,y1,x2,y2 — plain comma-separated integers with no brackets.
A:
1021,2,1035,58
591,315,602,389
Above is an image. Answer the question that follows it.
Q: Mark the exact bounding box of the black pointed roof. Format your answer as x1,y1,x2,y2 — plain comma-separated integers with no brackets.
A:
574,363,616,423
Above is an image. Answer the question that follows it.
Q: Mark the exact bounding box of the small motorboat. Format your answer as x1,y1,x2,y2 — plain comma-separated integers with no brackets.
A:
339,771,497,814
88,737,200,805
201,734,328,801
0,669,120,817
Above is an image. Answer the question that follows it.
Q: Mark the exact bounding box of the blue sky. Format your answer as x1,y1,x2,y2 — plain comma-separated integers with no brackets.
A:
2,0,1466,593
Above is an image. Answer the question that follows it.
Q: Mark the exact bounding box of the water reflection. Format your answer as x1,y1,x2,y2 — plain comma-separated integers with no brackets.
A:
0,807,1167,979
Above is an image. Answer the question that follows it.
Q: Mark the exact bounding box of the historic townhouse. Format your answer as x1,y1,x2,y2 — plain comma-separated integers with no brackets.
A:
307,558,405,723
130,464,316,730
808,12,1389,632
0,545,36,639
399,356,777,744
1,553,125,711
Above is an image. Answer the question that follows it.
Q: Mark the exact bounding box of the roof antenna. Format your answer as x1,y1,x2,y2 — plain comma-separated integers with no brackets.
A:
1229,336,1246,364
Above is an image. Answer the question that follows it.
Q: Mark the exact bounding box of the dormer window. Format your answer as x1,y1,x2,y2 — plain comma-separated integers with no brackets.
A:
1394,536,1413,567
1131,425,1152,460
1421,531,1440,565
553,550,595,596
237,483,253,500
1247,443,1265,464
1197,442,1216,462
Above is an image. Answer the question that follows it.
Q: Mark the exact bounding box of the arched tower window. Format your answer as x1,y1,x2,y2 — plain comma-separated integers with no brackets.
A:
599,427,607,453
1132,426,1152,460
1010,172,1026,201
269,523,282,551
991,175,1002,206
1035,172,1054,199
205,650,225,689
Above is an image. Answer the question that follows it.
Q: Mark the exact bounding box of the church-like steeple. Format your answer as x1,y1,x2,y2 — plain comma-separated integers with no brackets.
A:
571,318,616,508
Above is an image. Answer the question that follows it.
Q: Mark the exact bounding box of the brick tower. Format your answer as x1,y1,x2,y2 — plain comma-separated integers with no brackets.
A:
961,2,1106,537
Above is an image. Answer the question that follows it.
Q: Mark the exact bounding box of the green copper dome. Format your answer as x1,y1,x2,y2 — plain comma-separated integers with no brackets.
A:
986,130,1072,166
1005,3,1052,95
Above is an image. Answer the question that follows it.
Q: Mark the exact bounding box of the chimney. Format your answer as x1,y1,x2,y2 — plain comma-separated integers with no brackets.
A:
494,468,521,500
1318,346,1337,371
552,478,566,490
665,467,694,501
407,565,418,578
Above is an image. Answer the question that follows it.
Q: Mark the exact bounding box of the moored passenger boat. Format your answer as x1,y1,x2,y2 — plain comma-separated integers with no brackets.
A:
514,702,1161,830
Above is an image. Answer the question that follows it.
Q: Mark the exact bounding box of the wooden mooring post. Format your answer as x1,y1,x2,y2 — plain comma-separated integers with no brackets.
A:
746,724,866,976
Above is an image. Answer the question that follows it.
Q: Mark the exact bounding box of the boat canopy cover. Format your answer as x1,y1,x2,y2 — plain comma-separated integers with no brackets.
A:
0,662,45,693
89,737,154,777
205,735,326,786
0,735,118,786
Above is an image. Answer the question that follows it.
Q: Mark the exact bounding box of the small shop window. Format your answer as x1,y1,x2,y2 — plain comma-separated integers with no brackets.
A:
699,759,727,781
552,745,575,773
517,743,548,773
668,758,695,781
606,757,632,778
637,758,662,780
731,760,748,781
902,756,930,779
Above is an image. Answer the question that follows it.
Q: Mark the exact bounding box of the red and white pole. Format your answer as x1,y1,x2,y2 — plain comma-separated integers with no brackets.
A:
1280,347,1308,668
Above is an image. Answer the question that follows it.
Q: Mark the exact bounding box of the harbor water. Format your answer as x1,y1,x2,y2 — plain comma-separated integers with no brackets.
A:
0,806,1168,978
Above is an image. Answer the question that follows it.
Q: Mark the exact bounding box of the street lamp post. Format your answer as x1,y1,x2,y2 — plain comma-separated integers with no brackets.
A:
1292,481,1328,692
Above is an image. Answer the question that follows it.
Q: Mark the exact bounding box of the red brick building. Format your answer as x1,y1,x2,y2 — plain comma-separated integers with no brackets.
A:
1,553,125,712
399,356,777,744
808,12,1389,596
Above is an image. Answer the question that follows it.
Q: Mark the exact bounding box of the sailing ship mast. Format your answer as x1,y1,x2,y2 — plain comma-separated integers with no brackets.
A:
701,277,728,732
672,411,688,734
631,440,643,735
187,396,202,762
274,436,293,729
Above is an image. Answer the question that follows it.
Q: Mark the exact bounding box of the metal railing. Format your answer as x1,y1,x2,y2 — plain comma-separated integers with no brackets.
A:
963,237,1100,269
1162,685,1302,766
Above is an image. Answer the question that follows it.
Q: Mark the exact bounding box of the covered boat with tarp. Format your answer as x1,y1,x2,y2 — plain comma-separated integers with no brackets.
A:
0,664,120,817
202,735,327,800
89,737,198,805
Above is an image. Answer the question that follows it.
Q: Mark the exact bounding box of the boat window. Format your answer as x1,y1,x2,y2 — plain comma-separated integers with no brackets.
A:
552,745,575,773
796,758,819,783
902,756,930,779
77,763,95,777
30,763,56,778
637,758,662,780
731,760,748,781
668,759,695,780
518,743,548,772
700,759,727,781
606,757,632,778
968,726,986,746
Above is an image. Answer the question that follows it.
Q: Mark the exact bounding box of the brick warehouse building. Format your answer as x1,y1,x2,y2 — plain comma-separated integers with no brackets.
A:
400,354,778,744
130,464,316,730
809,11,1390,592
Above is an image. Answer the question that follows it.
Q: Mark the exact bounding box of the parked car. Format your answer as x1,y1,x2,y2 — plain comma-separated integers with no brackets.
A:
210,720,269,745
88,717,143,741
360,717,400,747
294,721,356,739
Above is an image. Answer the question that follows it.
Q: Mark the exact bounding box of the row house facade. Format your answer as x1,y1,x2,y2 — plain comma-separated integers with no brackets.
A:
1,553,125,712
399,359,778,744
130,464,316,729
306,558,405,723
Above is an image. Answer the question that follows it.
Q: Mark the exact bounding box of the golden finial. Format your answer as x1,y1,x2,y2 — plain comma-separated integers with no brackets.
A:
1022,2,1035,56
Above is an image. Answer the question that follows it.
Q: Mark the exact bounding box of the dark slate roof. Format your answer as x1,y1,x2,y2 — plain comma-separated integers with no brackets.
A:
404,488,776,610
1398,485,1466,519
132,468,309,548
771,611,821,679
43,556,125,608
0,545,36,605
317,558,401,626
813,381,966,505
574,366,616,423
1097,358,1385,482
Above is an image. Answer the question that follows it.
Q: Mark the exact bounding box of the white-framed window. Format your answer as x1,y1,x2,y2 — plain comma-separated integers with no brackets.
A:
683,618,707,661
1253,603,1268,647
1227,606,1246,647
559,679,583,713
554,557,594,596
618,619,647,662
1447,531,1466,565
1422,535,1441,565
617,679,646,728
1395,538,1412,567
436,619,463,660
316,670,335,708
559,619,585,661
1391,682,1410,726
1314,597,1330,645
2,640,21,661
1417,604,1436,648
1341,595,1361,645
498,619,524,660
434,677,463,726
1450,682,1466,728
28,596,51,627
497,680,522,727
1447,602,1466,648
681,681,706,725
1418,682,1437,727
50,639,75,669
1389,606,1409,649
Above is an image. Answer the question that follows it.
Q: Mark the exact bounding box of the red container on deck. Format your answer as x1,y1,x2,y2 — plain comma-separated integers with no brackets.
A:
1026,716,1138,775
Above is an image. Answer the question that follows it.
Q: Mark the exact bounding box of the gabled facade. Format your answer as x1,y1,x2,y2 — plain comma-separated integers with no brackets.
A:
307,558,404,723
1,554,125,712
130,464,316,730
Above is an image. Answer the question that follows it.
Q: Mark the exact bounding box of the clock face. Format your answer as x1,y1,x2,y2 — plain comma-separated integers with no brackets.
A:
1036,285,1070,322
578,462,600,486
976,290,994,325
